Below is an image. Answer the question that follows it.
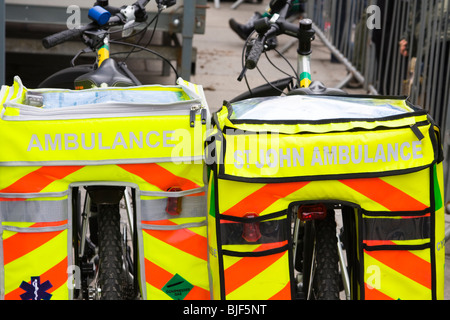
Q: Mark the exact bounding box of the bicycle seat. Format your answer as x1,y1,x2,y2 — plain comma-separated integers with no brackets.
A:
74,58,136,89
287,81,347,96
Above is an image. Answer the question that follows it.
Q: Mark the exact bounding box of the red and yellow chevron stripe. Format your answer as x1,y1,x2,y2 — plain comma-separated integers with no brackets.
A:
0,162,206,300
0,166,83,199
339,177,428,211
218,173,429,217
213,168,432,300
221,181,310,217
142,219,209,300
215,180,305,300
3,220,69,300
364,244,432,300
222,241,291,300
0,163,203,195
119,163,201,191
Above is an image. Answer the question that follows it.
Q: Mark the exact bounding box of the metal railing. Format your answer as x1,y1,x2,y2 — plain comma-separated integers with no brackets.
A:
0,0,5,86
305,0,450,201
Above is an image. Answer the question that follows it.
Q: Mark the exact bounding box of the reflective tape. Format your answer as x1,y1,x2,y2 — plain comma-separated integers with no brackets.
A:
140,196,207,222
0,200,68,223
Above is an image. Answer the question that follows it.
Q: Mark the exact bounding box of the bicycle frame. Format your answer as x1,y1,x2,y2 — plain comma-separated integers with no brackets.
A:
298,54,312,88
97,35,111,67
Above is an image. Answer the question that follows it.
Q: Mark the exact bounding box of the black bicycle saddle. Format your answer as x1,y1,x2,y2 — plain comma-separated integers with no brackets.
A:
287,80,347,96
74,58,136,89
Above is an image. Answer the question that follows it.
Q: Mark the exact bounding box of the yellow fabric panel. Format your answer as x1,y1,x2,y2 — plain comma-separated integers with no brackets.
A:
146,283,172,300
225,252,290,300
217,180,266,214
4,230,68,297
434,163,446,299
221,125,434,179
0,166,41,190
0,116,202,164
380,169,430,207
364,251,431,300
142,228,209,292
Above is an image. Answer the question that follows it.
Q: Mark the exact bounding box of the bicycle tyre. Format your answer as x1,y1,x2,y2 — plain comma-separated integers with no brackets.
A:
97,203,124,300
312,211,340,300
229,77,294,103
38,65,93,89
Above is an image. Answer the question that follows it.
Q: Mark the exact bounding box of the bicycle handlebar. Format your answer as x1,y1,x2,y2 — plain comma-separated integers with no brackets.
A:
42,0,154,49
245,18,299,70
43,24,95,49
245,37,265,70
243,0,314,70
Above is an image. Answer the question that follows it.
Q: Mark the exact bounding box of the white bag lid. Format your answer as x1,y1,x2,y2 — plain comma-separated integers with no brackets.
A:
230,95,414,121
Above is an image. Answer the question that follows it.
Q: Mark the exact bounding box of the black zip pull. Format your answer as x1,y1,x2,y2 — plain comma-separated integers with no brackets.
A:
410,123,425,141
190,105,199,128
201,108,207,125
189,109,195,127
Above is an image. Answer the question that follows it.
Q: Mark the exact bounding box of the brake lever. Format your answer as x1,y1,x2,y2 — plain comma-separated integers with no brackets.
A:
71,47,94,67
133,0,149,22
237,67,248,82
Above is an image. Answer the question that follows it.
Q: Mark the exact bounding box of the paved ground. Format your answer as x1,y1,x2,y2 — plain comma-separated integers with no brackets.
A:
189,0,450,300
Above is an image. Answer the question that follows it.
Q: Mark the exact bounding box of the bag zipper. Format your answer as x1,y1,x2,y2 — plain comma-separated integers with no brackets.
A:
3,99,204,125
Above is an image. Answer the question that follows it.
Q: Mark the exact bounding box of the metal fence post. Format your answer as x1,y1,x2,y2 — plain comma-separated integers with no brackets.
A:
0,0,5,86
180,0,195,80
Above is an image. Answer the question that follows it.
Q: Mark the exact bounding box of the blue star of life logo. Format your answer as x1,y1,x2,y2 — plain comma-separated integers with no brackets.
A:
19,276,53,300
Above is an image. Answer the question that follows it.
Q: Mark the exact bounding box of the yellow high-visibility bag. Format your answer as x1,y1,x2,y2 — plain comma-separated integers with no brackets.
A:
206,95,445,300
0,77,210,300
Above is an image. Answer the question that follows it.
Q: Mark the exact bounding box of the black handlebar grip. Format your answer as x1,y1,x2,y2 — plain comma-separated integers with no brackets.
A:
42,28,84,49
245,39,265,70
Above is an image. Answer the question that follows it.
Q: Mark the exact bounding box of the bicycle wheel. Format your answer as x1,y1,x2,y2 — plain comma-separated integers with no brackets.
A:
303,211,340,300
97,203,125,300
38,65,93,89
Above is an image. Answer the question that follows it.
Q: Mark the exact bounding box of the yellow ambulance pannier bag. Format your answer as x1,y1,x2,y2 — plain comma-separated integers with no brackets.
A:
0,77,210,300
206,94,444,300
